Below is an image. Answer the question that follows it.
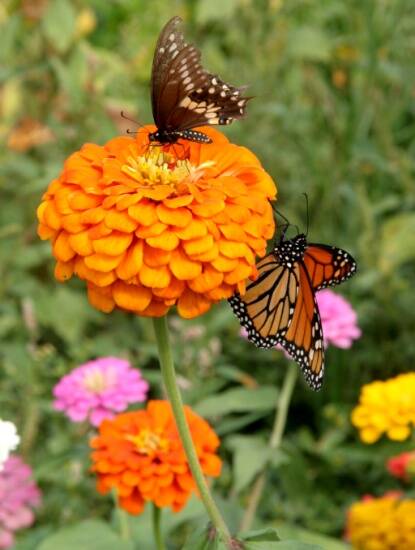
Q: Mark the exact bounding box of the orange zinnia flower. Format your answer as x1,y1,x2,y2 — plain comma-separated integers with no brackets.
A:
90,400,221,514
37,127,276,318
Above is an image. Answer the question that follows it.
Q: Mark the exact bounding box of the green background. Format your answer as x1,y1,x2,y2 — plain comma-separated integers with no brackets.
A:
1,0,414,548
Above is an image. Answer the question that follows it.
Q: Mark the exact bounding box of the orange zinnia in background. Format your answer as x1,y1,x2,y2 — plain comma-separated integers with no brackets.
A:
37,127,276,318
90,400,221,514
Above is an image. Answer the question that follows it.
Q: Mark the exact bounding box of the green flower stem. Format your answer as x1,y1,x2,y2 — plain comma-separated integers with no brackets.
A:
152,316,233,548
112,489,131,541
152,505,166,550
239,363,298,533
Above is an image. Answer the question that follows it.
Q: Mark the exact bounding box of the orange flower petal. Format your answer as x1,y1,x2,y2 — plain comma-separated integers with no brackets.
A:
79,207,105,225
170,249,202,280
139,264,171,289
211,255,239,272
219,223,247,242
146,232,179,251
143,244,171,267
87,283,115,313
54,260,74,282
182,234,214,256
105,210,137,232
115,240,144,280
68,231,94,256
189,242,219,262
177,289,211,319
112,281,152,312
85,252,124,272
190,200,225,218
93,232,133,256
174,219,208,240
128,201,158,226
224,261,253,284
157,204,192,227
153,277,185,299
75,258,117,287
61,213,86,233
164,194,193,208
135,223,167,238
68,191,102,210
188,266,223,293
53,232,75,262
139,300,170,317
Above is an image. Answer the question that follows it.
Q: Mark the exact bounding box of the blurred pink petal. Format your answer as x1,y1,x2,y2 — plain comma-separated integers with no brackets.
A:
53,357,149,427
0,455,41,548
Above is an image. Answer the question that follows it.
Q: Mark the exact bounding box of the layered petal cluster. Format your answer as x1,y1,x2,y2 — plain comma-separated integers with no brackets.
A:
346,493,415,550
90,400,221,514
387,451,415,481
0,421,20,470
0,456,41,549
37,127,276,319
351,373,415,443
316,289,361,349
53,357,149,426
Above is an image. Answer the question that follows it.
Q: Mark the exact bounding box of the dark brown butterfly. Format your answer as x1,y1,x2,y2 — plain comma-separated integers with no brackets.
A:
229,230,357,390
149,16,251,145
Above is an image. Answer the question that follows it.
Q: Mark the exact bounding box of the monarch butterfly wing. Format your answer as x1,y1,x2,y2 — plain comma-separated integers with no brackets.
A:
279,262,325,391
151,17,250,132
229,254,299,349
303,243,357,291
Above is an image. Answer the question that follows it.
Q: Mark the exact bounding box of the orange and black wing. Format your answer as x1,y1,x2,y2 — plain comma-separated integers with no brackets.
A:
228,254,299,349
279,262,325,390
303,244,357,291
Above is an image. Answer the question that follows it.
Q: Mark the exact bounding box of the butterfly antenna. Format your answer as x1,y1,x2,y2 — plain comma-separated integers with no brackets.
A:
120,111,149,135
303,193,309,237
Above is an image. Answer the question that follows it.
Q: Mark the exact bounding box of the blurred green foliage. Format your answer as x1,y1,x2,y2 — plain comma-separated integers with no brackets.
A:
0,0,415,548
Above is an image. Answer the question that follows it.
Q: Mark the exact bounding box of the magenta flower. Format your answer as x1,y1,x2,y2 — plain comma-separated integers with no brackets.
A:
317,289,361,348
0,455,41,549
53,357,149,427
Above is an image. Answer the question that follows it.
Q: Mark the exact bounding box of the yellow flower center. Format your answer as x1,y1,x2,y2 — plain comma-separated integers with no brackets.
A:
127,429,170,455
83,367,115,393
122,148,191,187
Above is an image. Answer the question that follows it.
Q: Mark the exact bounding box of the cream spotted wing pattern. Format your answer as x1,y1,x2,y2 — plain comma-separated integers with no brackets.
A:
149,16,251,144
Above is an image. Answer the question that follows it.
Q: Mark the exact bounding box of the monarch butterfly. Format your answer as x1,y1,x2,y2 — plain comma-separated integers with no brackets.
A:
228,229,357,390
149,16,251,145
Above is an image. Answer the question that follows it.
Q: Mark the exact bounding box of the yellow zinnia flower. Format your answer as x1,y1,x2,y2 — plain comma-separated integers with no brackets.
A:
37,127,276,318
351,373,415,444
347,493,415,550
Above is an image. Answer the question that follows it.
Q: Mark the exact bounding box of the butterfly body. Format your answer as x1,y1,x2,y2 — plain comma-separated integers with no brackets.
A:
150,17,250,146
229,232,357,390
148,129,212,144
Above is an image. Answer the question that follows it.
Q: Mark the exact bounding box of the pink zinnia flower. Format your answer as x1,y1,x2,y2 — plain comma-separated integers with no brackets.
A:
317,289,361,349
53,357,149,427
0,455,41,549
387,451,415,480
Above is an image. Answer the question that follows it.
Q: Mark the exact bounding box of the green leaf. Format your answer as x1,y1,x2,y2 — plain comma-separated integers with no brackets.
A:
240,528,323,549
37,520,134,550
227,436,270,493
182,524,228,550
195,386,277,417
42,0,76,53
240,528,281,542
379,213,415,274
244,542,322,550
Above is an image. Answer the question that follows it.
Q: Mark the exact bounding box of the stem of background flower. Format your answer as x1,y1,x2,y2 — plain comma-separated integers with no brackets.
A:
112,489,131,541
152,504,166,550
152,316,233,548
239,363,298,533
